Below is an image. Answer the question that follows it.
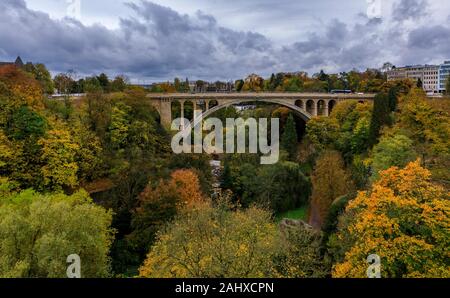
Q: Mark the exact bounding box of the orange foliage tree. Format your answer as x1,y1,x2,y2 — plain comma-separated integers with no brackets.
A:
169,169,204,207
128,169,204,257
333,160,450,278
309,150,353,228
0,65,43,109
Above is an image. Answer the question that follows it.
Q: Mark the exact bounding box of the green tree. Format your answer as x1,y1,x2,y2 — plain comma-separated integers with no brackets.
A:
388,86,399,112
6,106,47,141
220,159,233,190
256,161,311,213
97,73,110,91
281,114,298,160
416,78,423,89
371,134,417,181
235,80,244,92
108,102,131,150
305,117,339,150
24,63,54,94
350,116,371,154
274,220,327,278
110,76,128,92
368,92,391,146
0,187,114,278
446,76,450,95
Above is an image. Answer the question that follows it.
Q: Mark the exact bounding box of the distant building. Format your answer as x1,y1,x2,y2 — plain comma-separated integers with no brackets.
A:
387,64,439,93
0,56,24,68
438,61,450,93
422,65,440,93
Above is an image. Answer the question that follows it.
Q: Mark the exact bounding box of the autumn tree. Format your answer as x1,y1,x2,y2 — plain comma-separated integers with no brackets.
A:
0,131,13,171
126,169,202,260
24,63,54,94
0,187,114,278
395,89,450,186
139,199,278,278
84,91,112,141
274,221,327,278
241,74,264,92
169,169,204,207
0,65,43,109
333,161,450,278
309,150,353,229
305,117,339,151
53,73,75,95
128,180,179,260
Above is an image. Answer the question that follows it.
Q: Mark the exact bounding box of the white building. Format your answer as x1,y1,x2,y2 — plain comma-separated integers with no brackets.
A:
387,64,439,93
422,65,439,93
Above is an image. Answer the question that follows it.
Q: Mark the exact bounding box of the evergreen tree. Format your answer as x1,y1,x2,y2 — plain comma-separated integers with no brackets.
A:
368,92,391,146
446,76,450,95
388,86,399,112
416,78,423,89
281,113,298,160
220,159,233,190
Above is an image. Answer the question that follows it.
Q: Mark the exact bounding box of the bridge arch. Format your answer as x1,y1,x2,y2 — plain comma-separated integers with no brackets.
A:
295,99,304,109
317,100,326,116
328,100,337,114
191,98,313,128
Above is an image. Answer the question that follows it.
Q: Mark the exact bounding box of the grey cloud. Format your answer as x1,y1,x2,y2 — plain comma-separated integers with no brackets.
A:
0,0,449,80
279,18,386,73
0,0,277,80
392,0,429,22
405,25,450,63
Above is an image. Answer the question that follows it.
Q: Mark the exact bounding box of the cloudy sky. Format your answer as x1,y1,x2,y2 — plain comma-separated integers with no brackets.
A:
0,0,449,82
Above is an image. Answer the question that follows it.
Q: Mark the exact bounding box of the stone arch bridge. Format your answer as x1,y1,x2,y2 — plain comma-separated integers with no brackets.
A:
147,92,376,127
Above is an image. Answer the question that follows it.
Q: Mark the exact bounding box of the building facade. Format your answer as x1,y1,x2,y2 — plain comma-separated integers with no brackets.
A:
423,65,439,93
438,61,450,93
387,64,439,93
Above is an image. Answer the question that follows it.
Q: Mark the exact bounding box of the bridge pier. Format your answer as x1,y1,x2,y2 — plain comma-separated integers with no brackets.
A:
312,102,318,117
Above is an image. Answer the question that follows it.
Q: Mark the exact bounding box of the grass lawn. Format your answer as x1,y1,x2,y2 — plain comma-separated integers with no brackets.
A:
275,205,308,222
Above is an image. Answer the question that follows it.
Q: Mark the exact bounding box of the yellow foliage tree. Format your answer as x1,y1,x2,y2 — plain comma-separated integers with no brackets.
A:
38,129,80,190
0,131,13,170
139,199,278,278
333,160,450,278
